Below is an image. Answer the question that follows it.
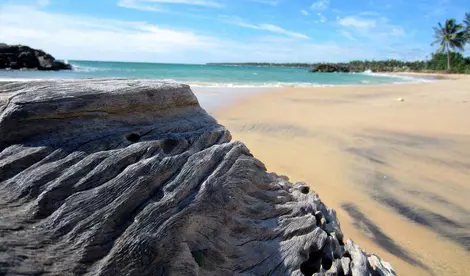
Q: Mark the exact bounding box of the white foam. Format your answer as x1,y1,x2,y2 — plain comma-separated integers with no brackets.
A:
359,70,433,84
71,63,136,73
0,78,45,82
71,64,100,72
187,81,330,88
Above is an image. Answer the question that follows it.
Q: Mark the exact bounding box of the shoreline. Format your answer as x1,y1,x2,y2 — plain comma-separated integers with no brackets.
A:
0,69,444,88
0,78,429,87
215,76,470,276
382,71,470,80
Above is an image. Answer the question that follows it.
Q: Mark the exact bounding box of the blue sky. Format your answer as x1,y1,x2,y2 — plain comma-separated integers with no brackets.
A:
0,0,468,63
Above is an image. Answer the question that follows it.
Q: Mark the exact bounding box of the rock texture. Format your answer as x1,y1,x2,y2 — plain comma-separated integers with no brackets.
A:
0,44,72,71
0,79,395,275
309,64,351,73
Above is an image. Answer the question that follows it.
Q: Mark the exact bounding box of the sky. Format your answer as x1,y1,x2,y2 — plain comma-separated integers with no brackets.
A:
0,0,468,63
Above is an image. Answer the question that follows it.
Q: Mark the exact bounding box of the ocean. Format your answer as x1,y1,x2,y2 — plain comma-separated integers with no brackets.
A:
0,60,429,87
0,60,431,111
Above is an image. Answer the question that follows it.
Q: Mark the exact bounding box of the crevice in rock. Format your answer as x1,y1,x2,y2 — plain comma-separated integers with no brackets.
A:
300,249,323,276
321,255,333,270
162,139,179,154
126,133,141,143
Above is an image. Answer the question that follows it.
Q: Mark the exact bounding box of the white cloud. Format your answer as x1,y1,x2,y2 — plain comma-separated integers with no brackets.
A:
118,0,167,12
338,15,405,39
0,3,422,63
317,12,327,23
358,11,381,16
139,0,222,7
390,27,405,36
337,14,406,49
310,0,329,11
300,9,309,16
341,30,356,41
118,0,223,12
338,17,376,29
384,43,430,61
37,0,50,6
249,0,279,5
219,15,310,39
0,4,222,62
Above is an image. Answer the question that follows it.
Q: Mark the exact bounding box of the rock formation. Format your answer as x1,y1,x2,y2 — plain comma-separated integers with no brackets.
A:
309,64,351,73
0,79,395,275
0,44,72,71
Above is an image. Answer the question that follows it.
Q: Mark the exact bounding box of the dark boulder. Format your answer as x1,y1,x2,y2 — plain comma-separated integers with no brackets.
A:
309,64,350,73
0,56,7,69
0,44,19,54
0,44,72,71
52,60,72,70
18,51,40,68
9,61,21,70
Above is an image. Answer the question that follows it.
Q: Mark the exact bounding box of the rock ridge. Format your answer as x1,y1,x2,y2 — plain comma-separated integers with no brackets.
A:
0,79,395,275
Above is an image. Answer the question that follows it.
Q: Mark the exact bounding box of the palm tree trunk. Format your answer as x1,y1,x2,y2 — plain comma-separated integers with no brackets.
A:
447,50,451,72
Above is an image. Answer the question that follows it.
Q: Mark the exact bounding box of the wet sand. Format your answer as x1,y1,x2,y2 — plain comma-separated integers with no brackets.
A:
215,75,470,275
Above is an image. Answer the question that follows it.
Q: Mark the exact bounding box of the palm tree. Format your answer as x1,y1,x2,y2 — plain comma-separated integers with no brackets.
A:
431,18,466,72
464,13,470,40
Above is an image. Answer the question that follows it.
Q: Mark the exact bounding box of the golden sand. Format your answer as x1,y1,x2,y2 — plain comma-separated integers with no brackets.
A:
216,74,470,275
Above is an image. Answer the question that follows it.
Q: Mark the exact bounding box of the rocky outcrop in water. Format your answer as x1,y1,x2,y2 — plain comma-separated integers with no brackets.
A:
0,44,72,71
0,79,395,275
309,64,351,73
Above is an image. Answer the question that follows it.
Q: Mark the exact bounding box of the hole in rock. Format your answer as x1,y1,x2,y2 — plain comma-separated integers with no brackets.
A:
191,249,207,267
314,212,323,227
162,139,179,154
300,250,322,276
126,133,141,143
338,238,345,246
321,256,333,270
300,186,310,194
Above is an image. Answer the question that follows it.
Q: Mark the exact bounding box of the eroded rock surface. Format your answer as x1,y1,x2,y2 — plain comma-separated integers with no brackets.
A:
0,79,395,275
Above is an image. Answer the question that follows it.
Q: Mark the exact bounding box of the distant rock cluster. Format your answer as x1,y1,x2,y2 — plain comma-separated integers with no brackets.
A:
309,64,353,73
0,80,395,275
0,44,72,71
308,63,415,73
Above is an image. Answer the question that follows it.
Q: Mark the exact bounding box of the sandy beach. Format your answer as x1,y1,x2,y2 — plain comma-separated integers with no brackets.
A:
216,74,470,275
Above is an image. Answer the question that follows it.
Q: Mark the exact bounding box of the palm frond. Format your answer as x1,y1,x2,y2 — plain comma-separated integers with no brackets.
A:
432,18,467,53
464,13,470,27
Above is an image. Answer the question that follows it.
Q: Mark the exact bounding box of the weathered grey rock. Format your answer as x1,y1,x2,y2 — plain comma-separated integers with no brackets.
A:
368,255,396,276
345,240,396,276
341,257,351,275
345,240,369,276
0,79,395,275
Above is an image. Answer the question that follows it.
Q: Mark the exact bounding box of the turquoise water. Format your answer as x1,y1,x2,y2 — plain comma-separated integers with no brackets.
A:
0,60,429,87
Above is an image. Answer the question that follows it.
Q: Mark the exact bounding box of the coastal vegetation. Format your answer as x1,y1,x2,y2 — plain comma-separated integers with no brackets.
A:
210,12,470,74
209,52,470,74
431,18,467,71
